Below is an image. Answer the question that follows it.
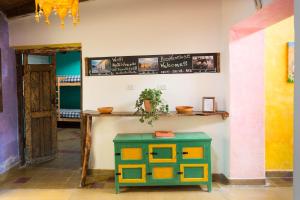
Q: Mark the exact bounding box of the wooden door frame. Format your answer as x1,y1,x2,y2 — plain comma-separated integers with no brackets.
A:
15,44,83,166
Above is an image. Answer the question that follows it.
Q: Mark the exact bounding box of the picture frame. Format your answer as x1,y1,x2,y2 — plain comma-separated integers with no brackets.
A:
202,97,216,113
192,54,219,73
90,58,112,75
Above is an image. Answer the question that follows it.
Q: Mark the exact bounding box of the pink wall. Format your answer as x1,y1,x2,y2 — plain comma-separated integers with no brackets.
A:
229,30,265,179
230,0,293,42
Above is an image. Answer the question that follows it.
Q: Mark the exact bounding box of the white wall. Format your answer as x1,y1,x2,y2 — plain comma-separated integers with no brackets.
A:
9,0,257,176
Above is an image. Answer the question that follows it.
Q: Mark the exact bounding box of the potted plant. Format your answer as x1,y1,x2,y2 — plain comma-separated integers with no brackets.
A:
135,88,169,125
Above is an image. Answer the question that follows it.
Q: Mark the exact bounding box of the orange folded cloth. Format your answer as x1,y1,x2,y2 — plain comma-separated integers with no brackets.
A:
154,131,175,138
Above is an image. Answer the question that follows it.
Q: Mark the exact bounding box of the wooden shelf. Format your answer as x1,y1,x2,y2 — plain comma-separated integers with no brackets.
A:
58,82,81,87
80,109,229,187
82,110,229,120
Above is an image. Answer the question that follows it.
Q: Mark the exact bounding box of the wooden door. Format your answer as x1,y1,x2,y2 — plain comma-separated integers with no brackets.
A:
23,53,57,164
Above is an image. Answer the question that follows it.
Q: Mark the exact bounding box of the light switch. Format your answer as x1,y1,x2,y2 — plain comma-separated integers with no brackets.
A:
127,84,135,90
158,85,167,90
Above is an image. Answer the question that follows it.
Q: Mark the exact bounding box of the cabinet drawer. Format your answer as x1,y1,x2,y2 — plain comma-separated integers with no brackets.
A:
178,142,209,162
148,144,177,163
148,164,179,184
179,164,208,182
115,144,146,163
117,164,146,183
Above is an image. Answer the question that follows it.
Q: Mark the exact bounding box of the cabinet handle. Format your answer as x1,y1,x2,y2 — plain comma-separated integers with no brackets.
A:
150,152,158,155
146,172,152,175
182,152,189,155
116,173,121,176
177,172,183,175
115,153,121,156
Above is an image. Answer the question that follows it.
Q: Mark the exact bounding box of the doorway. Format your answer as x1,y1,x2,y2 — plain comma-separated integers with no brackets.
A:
15,44,82,170
229,0,294,182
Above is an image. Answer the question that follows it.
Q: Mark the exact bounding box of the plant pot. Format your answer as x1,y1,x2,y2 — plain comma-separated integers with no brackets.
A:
144,100,152,112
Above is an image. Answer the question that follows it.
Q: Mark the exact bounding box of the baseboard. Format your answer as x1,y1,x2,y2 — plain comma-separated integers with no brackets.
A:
88,169,114,176
212,173,230,184
0,156,20,174
266,171,293,178
228,178,266,185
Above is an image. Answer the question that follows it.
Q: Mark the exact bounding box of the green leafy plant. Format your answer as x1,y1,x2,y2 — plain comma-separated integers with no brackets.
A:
135,88,169,125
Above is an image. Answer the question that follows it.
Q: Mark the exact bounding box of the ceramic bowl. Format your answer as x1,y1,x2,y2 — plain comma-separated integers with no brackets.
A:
175,106,193,114
97,107,113,114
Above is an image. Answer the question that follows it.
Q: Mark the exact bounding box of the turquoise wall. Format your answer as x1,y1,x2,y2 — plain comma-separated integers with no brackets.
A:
56,51,81,109
56,51,81,75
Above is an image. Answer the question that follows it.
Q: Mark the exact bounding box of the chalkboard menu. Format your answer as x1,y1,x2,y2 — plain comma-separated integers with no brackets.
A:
86,53,220,76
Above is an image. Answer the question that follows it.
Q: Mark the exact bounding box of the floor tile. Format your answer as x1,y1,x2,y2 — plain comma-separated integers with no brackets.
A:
0,128,293,200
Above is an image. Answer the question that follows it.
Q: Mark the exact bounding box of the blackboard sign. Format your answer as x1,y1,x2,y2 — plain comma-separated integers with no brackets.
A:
159,54,192,74
87,53,220,76
111,57,138,75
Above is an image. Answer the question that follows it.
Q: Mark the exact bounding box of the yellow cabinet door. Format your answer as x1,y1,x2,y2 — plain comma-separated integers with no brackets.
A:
182,147,204,159
121,147,143,160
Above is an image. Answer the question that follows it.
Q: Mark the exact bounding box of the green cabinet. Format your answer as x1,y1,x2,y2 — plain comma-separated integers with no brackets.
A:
113,132,212,193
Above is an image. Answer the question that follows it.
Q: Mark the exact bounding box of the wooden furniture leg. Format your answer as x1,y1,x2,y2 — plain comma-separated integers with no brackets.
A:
81,114,87,165
80,115,92,187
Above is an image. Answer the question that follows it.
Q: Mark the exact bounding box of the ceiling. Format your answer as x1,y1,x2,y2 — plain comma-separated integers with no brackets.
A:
0,0,89,18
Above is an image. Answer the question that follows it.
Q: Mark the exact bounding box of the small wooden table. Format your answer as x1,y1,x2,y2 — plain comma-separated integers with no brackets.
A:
80,110,229,187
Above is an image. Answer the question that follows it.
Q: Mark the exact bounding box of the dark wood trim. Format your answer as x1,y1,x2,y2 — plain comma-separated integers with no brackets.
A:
228,178,266,185
80,115,92,187
23,54,32,161
84,57,89,76
266,171,293,178
16,52,25,165
212,173,229,184
3,0,90,18
29,65,53,71
78,49,84,164
31,111,52,118
51,53,57,155
81,115,87,165
80,51,83,112
15,47,81,55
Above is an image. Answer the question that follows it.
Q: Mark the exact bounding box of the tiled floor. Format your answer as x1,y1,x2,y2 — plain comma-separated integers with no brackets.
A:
0,128,293,200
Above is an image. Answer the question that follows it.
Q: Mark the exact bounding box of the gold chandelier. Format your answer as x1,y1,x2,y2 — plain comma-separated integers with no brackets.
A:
35,0,80,27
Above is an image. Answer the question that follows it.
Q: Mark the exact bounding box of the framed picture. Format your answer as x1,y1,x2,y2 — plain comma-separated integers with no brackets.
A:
288,42,295,83
192,54,219,72
89,58,112,75
202,97,216,113
138,57,159,73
